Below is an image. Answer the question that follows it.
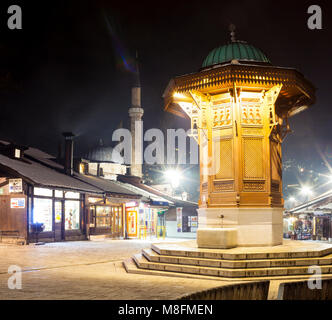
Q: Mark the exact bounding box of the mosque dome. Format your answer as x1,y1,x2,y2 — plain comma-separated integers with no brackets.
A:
202,41,271,68
85,141,123,164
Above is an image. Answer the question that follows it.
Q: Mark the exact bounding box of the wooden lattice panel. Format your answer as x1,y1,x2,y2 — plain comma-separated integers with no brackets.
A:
213,180,234,191
212,103,232,127
214,138,233,179
243,180,265,191
271,140,281,182
241,104,262,125
243,137,264,179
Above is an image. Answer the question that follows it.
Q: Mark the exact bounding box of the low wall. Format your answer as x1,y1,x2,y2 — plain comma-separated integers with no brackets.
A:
278,278,332,300
166,221,196,239
177,281,270,300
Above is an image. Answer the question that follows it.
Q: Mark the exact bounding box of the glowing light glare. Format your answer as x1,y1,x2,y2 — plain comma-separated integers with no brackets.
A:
165,169,182,188
300,186,312,196
289,197,296,202
289,216,298,224
173,92,185,99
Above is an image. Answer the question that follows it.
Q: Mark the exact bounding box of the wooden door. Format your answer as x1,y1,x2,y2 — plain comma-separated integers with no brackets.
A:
54,200,64,241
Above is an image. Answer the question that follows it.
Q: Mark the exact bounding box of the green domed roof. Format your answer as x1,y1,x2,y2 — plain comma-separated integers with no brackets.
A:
202,41,271,68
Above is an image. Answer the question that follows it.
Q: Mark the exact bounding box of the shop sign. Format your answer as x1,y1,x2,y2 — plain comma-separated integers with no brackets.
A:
150,200,169,207
125,201,138,208
127,210,137,237
10,198,25,209
9,179,22,193
176,207,182,232
88,197,102,204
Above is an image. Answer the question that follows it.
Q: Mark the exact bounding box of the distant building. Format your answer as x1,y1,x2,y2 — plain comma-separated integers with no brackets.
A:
285,190,332,241
79,140,126,180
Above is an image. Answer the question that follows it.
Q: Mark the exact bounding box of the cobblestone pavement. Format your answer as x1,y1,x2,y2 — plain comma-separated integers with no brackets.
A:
0,238,225,300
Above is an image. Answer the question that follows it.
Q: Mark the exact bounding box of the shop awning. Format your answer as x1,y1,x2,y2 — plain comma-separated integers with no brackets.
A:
149,200,169,207
0,154,102,194
115,181,173,205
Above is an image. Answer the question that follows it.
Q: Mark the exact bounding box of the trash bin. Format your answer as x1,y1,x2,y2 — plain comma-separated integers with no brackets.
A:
30,223,45,243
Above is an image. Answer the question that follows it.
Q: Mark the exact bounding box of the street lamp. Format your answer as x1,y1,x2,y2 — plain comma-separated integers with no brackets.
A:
300,186,312,196
289,196,296,203
300,185,313,203
164,169,182,189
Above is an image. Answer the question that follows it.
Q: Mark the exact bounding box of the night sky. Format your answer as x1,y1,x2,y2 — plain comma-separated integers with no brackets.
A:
0,0,331,199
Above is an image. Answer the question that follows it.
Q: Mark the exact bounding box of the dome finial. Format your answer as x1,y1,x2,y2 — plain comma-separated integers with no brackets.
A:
229,24,236,42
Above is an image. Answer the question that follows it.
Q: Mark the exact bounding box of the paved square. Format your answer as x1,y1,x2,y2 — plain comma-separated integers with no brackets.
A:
0,238,226,300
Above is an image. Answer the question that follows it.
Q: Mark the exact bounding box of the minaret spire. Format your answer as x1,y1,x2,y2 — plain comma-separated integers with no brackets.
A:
134,50,141,88
128,50,144,178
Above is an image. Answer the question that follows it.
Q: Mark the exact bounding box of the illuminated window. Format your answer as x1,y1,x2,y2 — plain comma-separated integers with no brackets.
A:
65,200,80,230
34,187,52,197
79,163,85,174
65,191,80,199
14,149,21,158
33,198,52,231
96,206,111,228
55,190,63,198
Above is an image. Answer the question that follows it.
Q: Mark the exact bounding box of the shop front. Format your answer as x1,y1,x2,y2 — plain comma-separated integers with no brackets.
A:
125,201,160,239
88,197,124,238
283,214,313,240
28,186,86,242
283,211,332,241
312,214,331,241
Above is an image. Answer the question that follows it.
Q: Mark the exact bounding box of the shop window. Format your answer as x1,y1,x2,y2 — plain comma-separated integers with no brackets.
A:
14,149,21,159
90,206,96,227
54,201,62,223
65,200,80,230
112,206,122,234
33,198,52,231
65,191,80,199
34,187,52,197
55,190,63,198
96,206,111,228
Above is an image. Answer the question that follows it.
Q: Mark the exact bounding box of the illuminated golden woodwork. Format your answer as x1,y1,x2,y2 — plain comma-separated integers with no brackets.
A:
163,63,315,210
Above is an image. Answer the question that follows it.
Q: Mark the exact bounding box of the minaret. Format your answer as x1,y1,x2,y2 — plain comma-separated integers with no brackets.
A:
128,52,144,178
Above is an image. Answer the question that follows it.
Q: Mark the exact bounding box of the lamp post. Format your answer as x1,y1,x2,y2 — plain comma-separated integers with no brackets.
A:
164,169,182,194
300,186,313,202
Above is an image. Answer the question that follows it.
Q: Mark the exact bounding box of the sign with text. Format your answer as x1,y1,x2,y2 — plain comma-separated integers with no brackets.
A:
10,198,25,209
9,179,23,193
176,207,183,232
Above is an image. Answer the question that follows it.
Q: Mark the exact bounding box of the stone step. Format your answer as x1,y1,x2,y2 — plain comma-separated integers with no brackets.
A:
134,253,332,278
151,243,332,260
125,255,332,282
123,257,225,281
142,248,332,269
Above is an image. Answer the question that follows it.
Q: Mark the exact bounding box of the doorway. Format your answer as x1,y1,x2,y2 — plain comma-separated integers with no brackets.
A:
54,200,65,241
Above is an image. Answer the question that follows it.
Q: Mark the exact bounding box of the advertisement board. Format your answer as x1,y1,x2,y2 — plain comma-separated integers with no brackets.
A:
176,207,182,232
9,179,23,193
10,198,25,209
127,209,137,237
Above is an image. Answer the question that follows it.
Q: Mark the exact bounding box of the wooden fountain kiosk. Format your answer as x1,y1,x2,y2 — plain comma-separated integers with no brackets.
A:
163,36,315,248
124,33,332,282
